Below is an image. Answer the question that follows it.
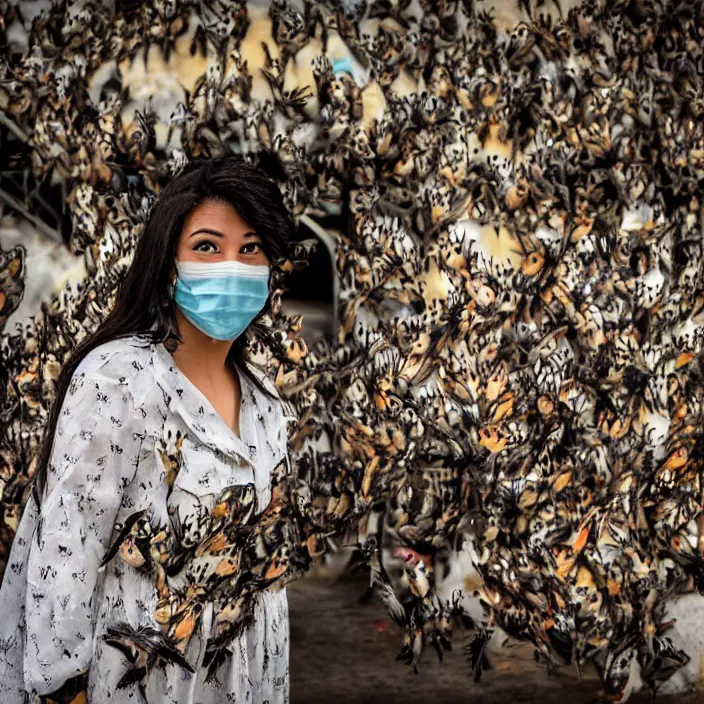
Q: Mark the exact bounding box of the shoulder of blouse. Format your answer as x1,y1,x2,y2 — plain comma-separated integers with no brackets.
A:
242,363,300,443
75,334,155,379
242,359,281,401
72,334,159,412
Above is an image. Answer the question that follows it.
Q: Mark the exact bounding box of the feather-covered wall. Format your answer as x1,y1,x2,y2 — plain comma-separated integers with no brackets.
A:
1,0,704,699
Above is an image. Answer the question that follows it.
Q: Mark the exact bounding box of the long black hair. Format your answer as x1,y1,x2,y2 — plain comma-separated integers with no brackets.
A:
32,156,295,507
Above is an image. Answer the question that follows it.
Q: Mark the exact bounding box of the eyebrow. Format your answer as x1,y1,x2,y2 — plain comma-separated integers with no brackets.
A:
189,228,259,239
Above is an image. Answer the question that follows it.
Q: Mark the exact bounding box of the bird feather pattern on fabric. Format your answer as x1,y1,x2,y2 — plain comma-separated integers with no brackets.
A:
1,0,704,700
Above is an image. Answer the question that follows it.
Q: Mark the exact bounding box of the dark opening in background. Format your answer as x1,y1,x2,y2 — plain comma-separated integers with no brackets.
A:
280,216,340,344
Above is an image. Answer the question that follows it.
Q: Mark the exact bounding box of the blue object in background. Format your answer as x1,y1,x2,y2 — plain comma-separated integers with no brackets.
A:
332,56,355,78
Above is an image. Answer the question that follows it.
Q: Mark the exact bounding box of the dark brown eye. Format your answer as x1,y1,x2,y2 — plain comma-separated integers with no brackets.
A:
241,243,262,254
194,240,218,253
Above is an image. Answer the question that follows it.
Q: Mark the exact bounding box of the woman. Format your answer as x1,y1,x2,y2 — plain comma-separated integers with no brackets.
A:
0,156,296,703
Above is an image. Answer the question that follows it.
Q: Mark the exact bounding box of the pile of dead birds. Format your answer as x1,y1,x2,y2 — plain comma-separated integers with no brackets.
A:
1,0,704,698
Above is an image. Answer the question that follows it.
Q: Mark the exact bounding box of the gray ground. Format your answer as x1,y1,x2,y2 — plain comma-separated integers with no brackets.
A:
288,575,701,704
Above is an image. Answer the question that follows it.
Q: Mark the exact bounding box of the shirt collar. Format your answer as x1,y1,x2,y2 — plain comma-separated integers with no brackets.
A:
150,340,270,468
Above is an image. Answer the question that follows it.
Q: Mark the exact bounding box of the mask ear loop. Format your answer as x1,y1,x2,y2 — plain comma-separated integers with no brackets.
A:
164,269,177,307
163,269,181,352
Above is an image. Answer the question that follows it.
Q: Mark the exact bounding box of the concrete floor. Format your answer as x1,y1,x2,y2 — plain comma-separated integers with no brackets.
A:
288,575,702,704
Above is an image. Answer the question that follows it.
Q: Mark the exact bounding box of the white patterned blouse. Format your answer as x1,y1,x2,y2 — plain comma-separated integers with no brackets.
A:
0,333,292,703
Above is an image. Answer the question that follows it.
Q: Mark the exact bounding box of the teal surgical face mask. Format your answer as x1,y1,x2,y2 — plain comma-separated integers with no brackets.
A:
174,260,270,341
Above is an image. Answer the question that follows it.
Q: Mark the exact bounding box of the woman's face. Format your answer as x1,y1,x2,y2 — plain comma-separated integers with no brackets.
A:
176,199,270,266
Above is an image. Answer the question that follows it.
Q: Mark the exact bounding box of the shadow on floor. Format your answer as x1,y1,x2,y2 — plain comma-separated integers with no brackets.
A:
288,575,701,704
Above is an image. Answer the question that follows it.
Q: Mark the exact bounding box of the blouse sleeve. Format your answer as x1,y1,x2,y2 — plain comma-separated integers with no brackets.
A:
23,368,144,697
